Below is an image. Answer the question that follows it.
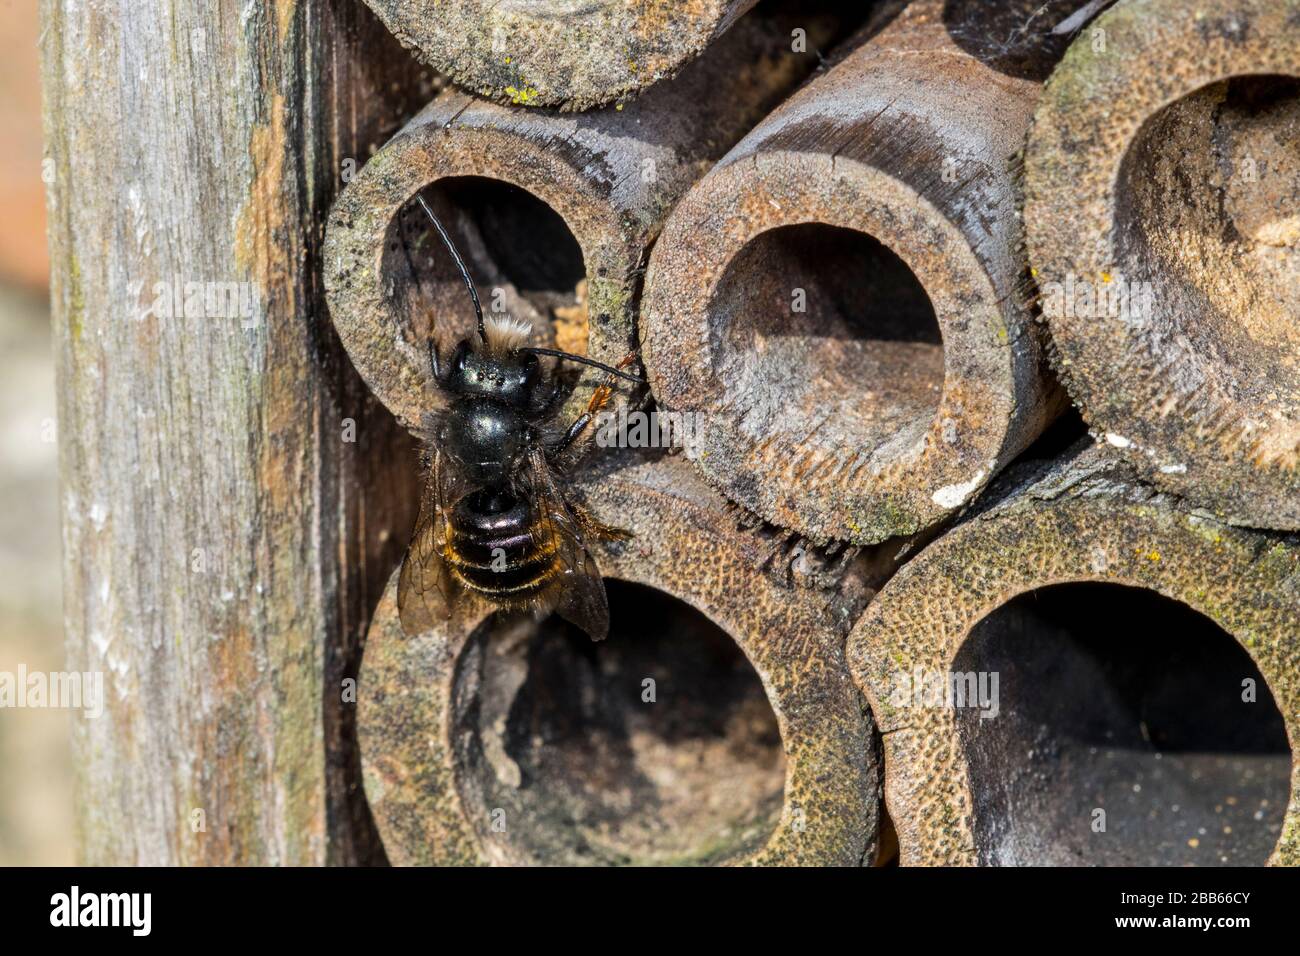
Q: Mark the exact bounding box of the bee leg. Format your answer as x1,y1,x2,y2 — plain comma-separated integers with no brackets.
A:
550,353,636,461
428,338,443,385
566,498,632,542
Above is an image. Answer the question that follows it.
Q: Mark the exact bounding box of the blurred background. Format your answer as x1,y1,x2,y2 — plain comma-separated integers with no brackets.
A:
0,0,74,865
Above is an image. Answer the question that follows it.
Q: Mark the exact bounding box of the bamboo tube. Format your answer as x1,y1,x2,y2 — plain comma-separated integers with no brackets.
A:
847,442,1300,866
1025,0,1300,529
358,456,879,866
324,11,843,431
361,0,760,111
642,0,1074,546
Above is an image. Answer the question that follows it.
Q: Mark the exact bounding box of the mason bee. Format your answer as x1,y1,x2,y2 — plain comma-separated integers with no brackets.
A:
397,195,643,642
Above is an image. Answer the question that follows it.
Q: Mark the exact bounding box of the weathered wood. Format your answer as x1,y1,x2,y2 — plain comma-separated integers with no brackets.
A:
847,441,1300,866
642,0,1075,545
41,0,430,865
1025,0,1300,529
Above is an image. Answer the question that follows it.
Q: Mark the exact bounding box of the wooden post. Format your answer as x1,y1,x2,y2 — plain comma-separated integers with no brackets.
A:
41,0,429,864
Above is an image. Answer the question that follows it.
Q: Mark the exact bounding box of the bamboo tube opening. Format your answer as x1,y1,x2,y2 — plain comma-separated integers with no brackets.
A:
643,0,1065,546
451,580,786,866
383,177,589,363
955,582,1291,867
358,457,877,866
327,14,848,431
643,148,1038,546
1024,0,1300,528
847,443,1300,866
1114,75,1300,424
709,222,944,482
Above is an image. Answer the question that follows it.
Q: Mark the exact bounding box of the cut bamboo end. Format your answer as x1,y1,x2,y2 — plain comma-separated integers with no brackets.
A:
362,0,759,111
358,456,879,866
324,14,840,431
642,0,1064,546
1025,0,1300,529
847,442,1300,866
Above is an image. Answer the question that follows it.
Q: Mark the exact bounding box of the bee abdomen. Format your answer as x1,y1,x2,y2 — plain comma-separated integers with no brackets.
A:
446,491,558,599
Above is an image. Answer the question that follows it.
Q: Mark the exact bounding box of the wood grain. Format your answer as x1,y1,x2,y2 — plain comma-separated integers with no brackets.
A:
41,0,430,865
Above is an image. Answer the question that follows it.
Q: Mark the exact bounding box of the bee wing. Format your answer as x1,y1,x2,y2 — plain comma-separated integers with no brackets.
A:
397,448,463,636
526,446,611,642
551,544,612,643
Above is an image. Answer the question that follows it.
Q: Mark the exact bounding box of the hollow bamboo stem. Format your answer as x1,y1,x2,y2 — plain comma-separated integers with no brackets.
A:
361,0,760,111
325,12,843,431
642,0,1071,546
358,456,880,866
1025,0,1300,529
846,442,1300,866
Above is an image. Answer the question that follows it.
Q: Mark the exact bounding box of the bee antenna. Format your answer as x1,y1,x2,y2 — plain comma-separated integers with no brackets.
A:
519,347,647,384
416,193,486,343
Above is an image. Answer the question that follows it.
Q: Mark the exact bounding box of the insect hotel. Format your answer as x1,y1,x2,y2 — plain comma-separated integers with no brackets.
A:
45,0,1299,868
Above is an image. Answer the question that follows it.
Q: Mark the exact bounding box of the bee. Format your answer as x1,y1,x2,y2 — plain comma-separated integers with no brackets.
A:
397,195,643,642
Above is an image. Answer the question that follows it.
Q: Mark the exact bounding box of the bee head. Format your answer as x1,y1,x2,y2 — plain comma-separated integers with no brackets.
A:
446,337,540,407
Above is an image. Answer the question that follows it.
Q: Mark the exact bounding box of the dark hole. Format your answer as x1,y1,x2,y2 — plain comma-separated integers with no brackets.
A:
955,583,1291,865
711,221,943,454
943,0,1116,81
451,580,786,865
382,175,586,352
723,223,939,346
440,177,584,295
1014,407,1089,466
